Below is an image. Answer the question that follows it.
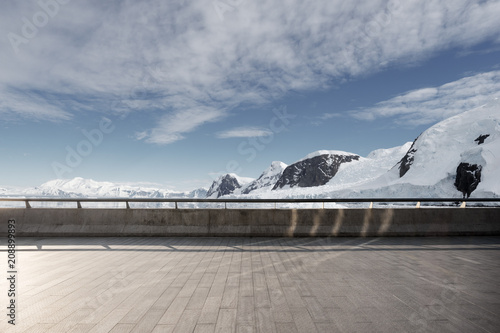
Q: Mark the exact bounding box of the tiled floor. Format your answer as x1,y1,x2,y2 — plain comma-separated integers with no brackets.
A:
1,237,499,332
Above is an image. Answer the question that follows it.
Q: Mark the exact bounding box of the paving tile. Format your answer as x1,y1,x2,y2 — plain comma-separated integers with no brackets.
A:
173,309,201,333
68,323,98,333
88,308,130,333
237,325,254,333
215,308,237,332
157,297,190,325
187,287,211,309
239,278,254,297
275,322,298,333
282,287,305,308
108,323,135,333
315,322,339,333
21,323,56,333
130,308,166,333
221,285,239,309
290,307,318,332
236,296,255,325
194,323,216,333
302,297,329,322
255,307,277,333
199,296,223,324
152,325,175,333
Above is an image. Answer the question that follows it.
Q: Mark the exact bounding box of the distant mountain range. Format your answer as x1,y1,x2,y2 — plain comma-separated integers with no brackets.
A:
2,100,499,199
0,178,207,199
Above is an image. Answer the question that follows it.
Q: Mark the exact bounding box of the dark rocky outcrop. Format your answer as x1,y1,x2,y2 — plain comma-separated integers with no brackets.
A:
474,134,490,145
454,163,482,198
272,154,359,189
398,137,418,178
206,174,242,198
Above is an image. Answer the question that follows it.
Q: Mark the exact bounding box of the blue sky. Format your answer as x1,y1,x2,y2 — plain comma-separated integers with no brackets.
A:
1,0,500,191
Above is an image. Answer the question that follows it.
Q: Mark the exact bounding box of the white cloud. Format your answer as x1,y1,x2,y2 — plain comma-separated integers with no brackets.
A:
1,0,500,139
136,107,226,144
310,112,344,126
319,113,343,120
351,70,500,125
0,88,72,121
216,126,273,139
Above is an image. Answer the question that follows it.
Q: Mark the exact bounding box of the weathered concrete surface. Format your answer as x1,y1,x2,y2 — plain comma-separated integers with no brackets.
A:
1,207,499,236
1,237,500,332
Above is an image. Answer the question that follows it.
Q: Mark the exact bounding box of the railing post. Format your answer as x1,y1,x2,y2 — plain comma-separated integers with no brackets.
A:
369,202,373,209
460,201,466,208
175,201,178,209
25,200,31,208
224,202,227,209
77,201,82,209
126,201,130,209
416,202,421,208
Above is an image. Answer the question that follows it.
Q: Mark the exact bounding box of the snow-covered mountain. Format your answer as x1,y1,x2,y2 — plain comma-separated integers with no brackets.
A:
217,101,499,199
204,147,408,198
242,161,287,194
273,151,360,189
221,142,412,199
321,143,412,190
378,100,500,198
238,100,499,199
1,177,207,199
206,174,255,198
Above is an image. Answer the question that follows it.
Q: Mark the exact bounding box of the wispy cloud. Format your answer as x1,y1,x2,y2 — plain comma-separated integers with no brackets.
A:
136,107,226,144
216,126,273,139
0,88,72,121
350,70,500,125
1,0,500,140
319,113,343,120
310,112,344,126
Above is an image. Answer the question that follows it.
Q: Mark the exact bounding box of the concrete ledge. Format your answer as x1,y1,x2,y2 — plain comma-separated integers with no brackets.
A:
0,208,499,237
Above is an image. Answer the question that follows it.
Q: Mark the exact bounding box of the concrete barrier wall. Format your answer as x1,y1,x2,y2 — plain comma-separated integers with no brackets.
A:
0,208,499,237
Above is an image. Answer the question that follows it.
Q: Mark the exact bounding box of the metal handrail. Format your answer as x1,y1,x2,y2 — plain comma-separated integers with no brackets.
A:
0,197,498,209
